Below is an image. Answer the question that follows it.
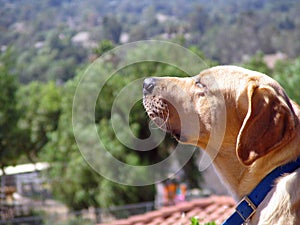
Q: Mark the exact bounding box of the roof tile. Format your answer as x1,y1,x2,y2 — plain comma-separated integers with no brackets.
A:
98,195,235,225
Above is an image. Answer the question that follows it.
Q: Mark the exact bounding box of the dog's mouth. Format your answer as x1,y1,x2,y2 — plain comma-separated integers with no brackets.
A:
143,96,183,141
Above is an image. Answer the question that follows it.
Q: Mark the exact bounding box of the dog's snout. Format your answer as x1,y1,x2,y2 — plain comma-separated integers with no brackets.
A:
143,78,156,95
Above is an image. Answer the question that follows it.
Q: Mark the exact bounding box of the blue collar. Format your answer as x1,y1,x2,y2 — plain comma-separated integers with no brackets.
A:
221,156,300,225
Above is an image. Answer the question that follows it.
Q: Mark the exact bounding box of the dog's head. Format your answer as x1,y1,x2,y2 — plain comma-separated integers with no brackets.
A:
142,76,211,146
143,66,298,166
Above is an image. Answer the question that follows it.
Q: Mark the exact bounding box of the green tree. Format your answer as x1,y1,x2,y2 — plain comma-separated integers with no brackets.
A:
92,40,115,57
16,29,88,83
43,45,210,211
42,77,154,211
17,81,62,163
0,49,21,171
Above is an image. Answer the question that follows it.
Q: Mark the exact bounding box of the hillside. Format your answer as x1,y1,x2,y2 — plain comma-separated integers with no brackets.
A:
1,0,300,81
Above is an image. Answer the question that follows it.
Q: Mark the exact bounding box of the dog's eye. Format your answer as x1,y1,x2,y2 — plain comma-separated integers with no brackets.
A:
195,80,205,88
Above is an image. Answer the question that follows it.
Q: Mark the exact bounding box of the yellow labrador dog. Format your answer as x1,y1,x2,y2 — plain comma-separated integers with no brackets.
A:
143,66,300,225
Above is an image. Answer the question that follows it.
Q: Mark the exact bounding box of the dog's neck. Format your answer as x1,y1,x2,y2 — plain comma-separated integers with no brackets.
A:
210,131,300,200
204,98,300,199
211,147,247,200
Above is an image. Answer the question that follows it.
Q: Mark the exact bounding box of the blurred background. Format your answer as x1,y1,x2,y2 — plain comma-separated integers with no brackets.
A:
1,0,300,224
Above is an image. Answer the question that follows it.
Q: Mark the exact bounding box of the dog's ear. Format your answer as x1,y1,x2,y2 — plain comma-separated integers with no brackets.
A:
236,83,297,166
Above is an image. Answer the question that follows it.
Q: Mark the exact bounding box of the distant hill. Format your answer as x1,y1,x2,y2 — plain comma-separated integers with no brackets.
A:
1,0,300,82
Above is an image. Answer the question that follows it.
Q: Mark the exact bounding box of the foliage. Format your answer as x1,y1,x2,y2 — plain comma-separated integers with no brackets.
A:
2,0,300,83
242,52,272,75
190,217,216,225
273,57,300,104
16,29,88,83
39,75,156,210
40,43,212,210
0,48,20,170
93,40,115,56
243,53,300,105
0,48,63,168
17,81,62,162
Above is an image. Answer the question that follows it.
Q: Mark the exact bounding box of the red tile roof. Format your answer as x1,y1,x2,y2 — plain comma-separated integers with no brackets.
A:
99,195,235,225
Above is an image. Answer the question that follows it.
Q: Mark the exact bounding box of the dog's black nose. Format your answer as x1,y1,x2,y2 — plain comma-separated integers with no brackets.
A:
143,78,156,95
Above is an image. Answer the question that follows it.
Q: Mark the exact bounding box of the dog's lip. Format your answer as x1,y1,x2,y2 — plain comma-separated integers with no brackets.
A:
152,120,186,142
150,115,187,142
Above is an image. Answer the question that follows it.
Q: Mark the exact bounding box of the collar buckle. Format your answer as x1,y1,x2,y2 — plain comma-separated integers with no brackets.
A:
235,196,256,223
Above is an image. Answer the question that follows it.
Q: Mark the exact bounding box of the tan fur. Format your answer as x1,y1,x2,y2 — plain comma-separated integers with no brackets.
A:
143,65,300,224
